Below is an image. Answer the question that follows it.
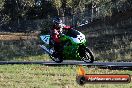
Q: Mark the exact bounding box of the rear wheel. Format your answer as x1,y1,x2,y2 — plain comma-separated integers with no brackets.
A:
50,52,63,63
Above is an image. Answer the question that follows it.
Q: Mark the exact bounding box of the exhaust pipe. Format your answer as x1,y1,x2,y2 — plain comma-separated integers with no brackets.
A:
40,45,53,55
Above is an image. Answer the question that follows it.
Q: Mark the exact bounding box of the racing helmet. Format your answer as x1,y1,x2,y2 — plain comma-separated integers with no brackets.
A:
52,17,62,25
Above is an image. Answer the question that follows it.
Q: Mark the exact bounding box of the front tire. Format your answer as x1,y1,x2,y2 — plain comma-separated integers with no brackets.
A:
78,46,94,63
82,48,94,63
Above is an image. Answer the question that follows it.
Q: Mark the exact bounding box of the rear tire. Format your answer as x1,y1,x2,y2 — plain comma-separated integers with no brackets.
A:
50,52,63,63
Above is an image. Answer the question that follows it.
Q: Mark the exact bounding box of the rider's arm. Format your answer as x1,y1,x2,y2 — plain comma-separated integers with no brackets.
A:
51,29,60,43
53,29,59,35
63,26,71,30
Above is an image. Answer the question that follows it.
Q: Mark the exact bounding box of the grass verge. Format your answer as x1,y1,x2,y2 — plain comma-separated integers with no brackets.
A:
0,65,132,88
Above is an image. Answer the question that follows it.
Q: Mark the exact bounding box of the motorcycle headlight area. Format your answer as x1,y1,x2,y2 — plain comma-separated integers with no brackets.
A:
71,34,86,44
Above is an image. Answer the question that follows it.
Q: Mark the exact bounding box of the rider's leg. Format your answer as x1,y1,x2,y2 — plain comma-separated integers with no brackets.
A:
54,42,61,53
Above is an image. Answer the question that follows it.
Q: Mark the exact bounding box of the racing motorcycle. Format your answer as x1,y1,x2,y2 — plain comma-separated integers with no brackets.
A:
40,28,94,63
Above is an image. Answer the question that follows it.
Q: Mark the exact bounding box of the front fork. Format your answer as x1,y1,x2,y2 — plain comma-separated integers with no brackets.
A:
78,44,86,57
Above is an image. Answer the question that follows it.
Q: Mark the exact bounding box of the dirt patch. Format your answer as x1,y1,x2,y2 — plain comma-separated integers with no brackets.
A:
0,32,39,40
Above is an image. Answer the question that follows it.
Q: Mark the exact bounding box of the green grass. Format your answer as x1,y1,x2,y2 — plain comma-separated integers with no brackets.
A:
11,54,50,61
0,65,132,88
0,53,50,61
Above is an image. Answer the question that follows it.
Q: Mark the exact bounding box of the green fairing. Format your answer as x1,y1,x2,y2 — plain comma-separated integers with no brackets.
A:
60,35,86,60
63,45,77,60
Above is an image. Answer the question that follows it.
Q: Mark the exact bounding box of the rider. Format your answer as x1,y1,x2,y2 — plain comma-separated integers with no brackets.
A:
50,17,71,54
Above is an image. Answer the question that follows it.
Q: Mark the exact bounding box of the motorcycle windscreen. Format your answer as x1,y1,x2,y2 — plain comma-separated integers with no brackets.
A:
66,29,80,38
66,29,86,43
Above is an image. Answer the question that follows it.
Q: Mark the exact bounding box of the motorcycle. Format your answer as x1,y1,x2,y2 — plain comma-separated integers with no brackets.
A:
40,28,94,63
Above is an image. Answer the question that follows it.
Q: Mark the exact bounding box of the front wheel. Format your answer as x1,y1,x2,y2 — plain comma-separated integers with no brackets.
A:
79,47,94,63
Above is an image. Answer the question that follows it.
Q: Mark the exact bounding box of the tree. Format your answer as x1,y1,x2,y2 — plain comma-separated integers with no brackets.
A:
0,0,5,11
52,0,62,16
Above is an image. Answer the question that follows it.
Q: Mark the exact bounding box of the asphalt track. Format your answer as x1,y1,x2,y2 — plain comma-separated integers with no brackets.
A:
0,60,132,67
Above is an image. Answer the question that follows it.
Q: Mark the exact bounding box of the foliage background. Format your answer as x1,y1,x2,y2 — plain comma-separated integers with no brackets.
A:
0,0,131,61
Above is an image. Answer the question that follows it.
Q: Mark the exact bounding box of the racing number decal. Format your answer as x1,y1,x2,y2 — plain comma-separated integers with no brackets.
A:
43,36,49,43
78,36,84,42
